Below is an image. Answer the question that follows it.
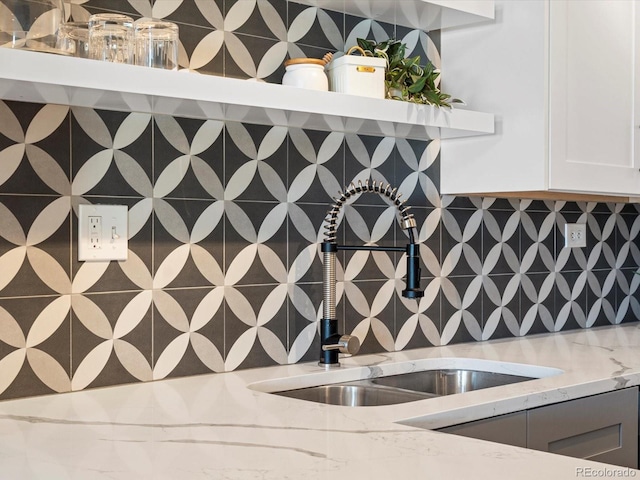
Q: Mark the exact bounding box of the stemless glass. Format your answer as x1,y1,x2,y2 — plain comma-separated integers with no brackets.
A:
56,21,89,58
134,19,179,70
0,0,65,51
88,13,133,63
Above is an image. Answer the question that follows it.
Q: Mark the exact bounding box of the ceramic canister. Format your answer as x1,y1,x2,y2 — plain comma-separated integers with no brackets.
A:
282,58,328,91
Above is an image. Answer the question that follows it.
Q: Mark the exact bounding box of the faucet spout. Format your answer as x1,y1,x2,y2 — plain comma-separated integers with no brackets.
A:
319,181,424,366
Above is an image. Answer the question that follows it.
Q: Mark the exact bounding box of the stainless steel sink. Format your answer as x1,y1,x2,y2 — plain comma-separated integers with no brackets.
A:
272,368,537,406
371,369,533,396
274,383,435,406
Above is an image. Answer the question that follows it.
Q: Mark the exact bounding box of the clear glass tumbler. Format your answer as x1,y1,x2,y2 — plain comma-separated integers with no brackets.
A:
88,13,134,63
0,0,65,51
56,21,89,58
134,19,179,70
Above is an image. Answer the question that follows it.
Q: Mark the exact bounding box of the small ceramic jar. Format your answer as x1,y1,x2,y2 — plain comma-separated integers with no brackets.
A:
282,58,328,91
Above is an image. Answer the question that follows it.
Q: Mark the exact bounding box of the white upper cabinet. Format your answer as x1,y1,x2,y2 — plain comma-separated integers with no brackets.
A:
440,0,640,197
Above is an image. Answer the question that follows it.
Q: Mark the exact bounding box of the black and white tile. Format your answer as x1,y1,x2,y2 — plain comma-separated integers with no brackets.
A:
0,0,639,401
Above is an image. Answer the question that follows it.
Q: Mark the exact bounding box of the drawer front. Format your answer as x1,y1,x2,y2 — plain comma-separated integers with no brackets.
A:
527,388,638,469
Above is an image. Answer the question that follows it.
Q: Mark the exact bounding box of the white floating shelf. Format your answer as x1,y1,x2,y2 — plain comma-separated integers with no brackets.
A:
0,48,494,141
291,0,494,30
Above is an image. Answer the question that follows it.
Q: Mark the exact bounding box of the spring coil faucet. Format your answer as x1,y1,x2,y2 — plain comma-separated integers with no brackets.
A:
320,180,424,366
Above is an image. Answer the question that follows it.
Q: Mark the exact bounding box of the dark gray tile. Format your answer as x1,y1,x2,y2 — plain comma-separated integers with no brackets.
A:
554,271,587,332
71,291,151,389
443,195,477,210
394,277,440,350
153,288,224,377
394,138,440,207
523,199,552,212
395,26,434,65
0,101,70,195
620,203,640,214
344,135,395,207
224,33,279,80
288,2,344,50
71,109,152,198
225,0,286,40
520,210,555,274
0,196,70,298
153,198,224,288
585,213,617,271
224,284,287,369
224,200,287,286
520,272,555,335
615,213,640,269
288,128,344,204
288,282,322,363
343,279,394,355
0,296,71,400
287,202,326,284
79,1,147,17
344,13,394,48
441,275,482,344
224,122,287,202
154,115,224,200
155,0,223,30
176,22,223,75
482,209,520,275
441,208,482,276
586,270,616,328
482,274,519,340
615,269,640,324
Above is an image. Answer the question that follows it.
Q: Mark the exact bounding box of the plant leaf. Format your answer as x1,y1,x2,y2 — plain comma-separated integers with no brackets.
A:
408,76,427,93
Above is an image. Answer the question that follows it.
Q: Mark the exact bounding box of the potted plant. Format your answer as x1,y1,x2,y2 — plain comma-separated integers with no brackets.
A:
356,38,463,108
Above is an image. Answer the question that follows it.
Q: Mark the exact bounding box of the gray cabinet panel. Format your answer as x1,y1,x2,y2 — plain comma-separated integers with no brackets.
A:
527,388,638,469
439,411,527,447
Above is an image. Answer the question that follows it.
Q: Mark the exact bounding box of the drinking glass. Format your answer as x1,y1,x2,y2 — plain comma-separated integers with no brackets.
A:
0,0,65,51
0,30,27,48
134,19,179,70
56,21,89,58
88,13,134,63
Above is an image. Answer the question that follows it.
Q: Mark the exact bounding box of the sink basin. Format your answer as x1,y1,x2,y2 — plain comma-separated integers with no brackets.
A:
271,368,538,406
253,358,564,407
371,369,533,396
274,383,435,406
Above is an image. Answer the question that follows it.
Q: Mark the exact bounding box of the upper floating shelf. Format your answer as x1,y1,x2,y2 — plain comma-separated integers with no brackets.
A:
0,48,494,141
291,0,495,30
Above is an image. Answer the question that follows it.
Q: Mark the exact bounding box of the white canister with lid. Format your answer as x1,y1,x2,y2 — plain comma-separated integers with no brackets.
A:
282,58,328,91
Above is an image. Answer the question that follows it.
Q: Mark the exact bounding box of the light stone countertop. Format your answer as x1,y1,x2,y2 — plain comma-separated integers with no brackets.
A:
2,324,640,479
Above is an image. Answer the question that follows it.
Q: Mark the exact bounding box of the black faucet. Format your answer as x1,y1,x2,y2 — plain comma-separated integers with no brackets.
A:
319,180,424,366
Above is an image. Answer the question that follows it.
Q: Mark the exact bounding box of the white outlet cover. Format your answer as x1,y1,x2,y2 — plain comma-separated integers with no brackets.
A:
78,204,128,261
564,223,586,248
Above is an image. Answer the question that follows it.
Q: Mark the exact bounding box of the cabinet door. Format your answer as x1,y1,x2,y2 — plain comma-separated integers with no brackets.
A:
439,411,527,448
527,388,638,469
548,0,640,196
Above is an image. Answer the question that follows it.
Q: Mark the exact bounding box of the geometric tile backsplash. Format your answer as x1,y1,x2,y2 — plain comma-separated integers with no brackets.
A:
0,0,639,400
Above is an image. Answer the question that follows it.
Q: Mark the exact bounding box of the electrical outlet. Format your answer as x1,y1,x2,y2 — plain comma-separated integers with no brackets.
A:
89,216,102,249
564,223,586,248
78,204,128,261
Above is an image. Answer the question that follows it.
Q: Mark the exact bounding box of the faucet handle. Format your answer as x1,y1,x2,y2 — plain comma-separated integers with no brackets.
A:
322,335,361,355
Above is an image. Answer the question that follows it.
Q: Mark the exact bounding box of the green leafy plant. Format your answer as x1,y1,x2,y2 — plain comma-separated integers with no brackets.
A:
356,38,463,108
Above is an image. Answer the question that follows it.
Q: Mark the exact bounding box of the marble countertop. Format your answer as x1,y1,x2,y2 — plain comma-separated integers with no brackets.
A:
2,324,640,479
